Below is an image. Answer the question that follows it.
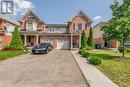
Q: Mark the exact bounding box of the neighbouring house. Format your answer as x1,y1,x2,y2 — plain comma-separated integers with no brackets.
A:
18,10,92,50
0,14,19,49
93,22,118,49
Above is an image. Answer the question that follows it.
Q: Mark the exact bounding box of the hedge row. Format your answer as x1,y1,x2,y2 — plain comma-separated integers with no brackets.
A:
79,48,102,65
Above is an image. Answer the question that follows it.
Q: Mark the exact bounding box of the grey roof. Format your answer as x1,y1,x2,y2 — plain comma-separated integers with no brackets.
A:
0,14,19,25
46,24,67,28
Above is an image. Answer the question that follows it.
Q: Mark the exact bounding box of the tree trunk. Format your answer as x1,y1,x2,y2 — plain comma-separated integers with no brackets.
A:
122,39,125,57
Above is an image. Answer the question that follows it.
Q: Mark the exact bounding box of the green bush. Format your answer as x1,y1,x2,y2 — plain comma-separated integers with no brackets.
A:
118,46,127,52
82,51,90,58
84,47,93,51
95,44,101,49
10,26,24,50
79,49,84,55
127,48,130,52
90,56,102,65
88,27,94,48
81,30,88,48
4,45,12,49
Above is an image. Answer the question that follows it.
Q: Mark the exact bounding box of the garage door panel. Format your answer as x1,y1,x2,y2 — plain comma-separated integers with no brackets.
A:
57,39,69,49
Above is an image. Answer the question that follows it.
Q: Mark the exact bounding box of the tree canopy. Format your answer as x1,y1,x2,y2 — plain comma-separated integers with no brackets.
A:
101,0,130,57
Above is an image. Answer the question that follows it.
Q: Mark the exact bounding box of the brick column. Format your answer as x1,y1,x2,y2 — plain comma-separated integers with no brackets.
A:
79,34,81,48
71,34,73,49
36,34,39,45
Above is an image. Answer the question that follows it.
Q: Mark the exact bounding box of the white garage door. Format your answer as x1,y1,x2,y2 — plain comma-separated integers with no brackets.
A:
57,40,69,49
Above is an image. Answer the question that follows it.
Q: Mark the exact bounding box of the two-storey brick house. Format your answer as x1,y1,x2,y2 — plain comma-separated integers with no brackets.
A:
19,11,92,49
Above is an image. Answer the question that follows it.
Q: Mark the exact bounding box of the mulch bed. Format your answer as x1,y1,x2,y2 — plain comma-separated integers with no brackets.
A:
0,49,17,52
113,56,130,61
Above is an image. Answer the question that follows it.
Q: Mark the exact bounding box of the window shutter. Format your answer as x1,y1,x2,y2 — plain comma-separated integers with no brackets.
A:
82,23,86,30
73,24,75,30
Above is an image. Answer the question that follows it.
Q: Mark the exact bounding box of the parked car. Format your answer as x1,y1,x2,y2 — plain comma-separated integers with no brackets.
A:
32,43,53,54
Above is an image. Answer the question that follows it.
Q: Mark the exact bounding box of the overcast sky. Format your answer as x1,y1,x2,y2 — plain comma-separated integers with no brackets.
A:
13,0,122,26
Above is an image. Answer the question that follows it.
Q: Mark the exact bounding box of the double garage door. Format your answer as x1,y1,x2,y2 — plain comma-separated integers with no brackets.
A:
44,39,69,49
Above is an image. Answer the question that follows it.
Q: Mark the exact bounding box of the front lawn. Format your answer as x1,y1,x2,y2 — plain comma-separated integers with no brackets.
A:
0,51,25,60
87,50,130,87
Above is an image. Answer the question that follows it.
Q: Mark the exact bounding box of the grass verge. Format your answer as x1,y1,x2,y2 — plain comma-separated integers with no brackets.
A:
87,50,130,87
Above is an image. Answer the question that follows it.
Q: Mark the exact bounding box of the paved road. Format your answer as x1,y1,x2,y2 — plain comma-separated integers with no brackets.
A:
0,50,88,87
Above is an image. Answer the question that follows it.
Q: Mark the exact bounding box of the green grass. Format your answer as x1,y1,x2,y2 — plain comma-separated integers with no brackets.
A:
0,51,25,60
87,50,130,87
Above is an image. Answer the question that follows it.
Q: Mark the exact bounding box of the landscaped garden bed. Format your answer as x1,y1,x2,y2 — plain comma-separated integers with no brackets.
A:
84,50,130,87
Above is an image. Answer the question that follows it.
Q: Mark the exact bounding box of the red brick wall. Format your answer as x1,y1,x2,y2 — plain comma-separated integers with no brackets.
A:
19,12,45,31
110,40,117,48
2,35,12,47
94,38,118,48
94,38,104,48
68,16,91,37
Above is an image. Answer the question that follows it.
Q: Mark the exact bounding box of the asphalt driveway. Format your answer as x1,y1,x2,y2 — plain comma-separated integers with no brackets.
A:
0,50,88,87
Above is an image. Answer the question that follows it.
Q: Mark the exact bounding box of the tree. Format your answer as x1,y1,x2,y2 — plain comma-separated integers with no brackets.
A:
88,27,94,48
81,30,88,48
10,26,24,50
101,0,130,57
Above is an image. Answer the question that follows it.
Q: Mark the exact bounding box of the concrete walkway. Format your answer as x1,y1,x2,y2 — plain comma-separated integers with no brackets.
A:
71,51,119,87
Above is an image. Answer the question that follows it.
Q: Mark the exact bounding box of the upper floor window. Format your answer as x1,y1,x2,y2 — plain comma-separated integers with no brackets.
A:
28,20,33,29
47,28,67,33
26,19,37,31
74,23,86,30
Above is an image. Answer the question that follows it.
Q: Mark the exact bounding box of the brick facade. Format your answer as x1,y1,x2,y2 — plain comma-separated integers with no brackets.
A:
94,22,118,49
0,11,92,49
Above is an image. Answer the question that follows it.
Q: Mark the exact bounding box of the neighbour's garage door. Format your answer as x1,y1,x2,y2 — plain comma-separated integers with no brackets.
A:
57,40,69,49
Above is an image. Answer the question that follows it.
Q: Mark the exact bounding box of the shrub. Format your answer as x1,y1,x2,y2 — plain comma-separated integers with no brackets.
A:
84,47,93,51
82,51,90,58
81,30,88,48
79,49,84,55
127,48,130,52
90,56,102,65
10,26,24,50
88,27,94,48
4,45,12,49
118,46,127,52
95,44,101,49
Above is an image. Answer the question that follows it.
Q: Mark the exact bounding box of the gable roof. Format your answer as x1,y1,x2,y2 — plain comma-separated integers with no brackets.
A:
19,11,45,24
0,14,19,25
70,10,93,23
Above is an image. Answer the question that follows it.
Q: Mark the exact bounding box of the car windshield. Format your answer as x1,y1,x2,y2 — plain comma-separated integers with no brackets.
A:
39,43,49,48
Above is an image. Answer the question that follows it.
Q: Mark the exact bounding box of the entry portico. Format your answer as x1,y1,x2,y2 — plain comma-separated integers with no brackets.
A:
21,31,41,47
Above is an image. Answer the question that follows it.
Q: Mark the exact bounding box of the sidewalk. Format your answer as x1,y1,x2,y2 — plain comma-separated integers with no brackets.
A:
71,51,119,87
